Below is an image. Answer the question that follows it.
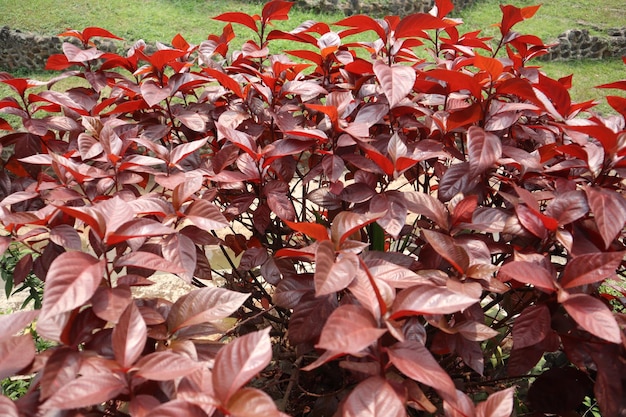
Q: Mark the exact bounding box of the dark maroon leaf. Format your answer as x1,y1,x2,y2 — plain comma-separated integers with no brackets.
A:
512,304,551,349
561,293,621,343
560,251,624,289
585,186,626,249
422,229,469,273
498,261,556,292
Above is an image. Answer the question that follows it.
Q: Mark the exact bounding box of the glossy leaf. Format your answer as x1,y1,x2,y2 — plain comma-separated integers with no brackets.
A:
41,252,105,320
212,327,272,403
42,373,127,410
562,293,622,344
314,241,359,296
512,304,551,349
112,302,147,368
476,387,515,417
373,60,416,108
498,261,556,292
315,304,386,354
135,351,200,381
391,284,478,319
467,126,502,177
585,186,626,249
560,251,624,289
225,387,280,417
422,229,469,273
343,377,406,417
0,334,35,380
40,349,81,400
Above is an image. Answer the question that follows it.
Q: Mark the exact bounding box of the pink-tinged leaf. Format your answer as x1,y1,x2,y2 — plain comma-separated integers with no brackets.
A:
476,387,515,417
213,12,259,33
561,251,624,289
0,310,39,340
467,126,502,177
373,60,416,108
168,287,249,333
331,211,379,245
41,252,105,320
404,191,448,230
315,304,386,353
585,186,626,249
283,219,329,241
225,387,280,417
544,190,589,225
390,285,478,318
135,351,200,381
185,199,229,232
266,190,296,221
0,395,18,417
162,234,197,284
128,395,160,417
42,373,127,410
438,162,477,202
144,400,207,417
40,349,81,400
170,138,209,166
114,251,185,274
498,261,556,292
0,334,35,380
0,236,10,259
212,327,272,403
107,218,176,245
343,377,406,417
561,293,622,344
387,340,456,394
422,230,469,273
112,302,147,368
512,304,551,350
315,241,358,296
140,80,172,108
49,224,82,251
91,285,132,323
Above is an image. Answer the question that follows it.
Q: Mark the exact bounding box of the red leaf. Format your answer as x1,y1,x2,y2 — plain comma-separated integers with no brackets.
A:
162,234,197,284
476,387,515,417
212,327,272,403
498,260,556,292
373,60,416,108
91,285,132,323
225,388,280,417
395,13,451,39
561,293,621,343
49,224,82,251
140,80,171,107
467,126,502,177
438,162,477,202
512,304,551,350
262,0,293,23
41,252,105,320
343,377,406,417
334,15,387,42
606,95,626,118
390,284,478,318
81,27,123,43
202,67,244,99
314,243,359,296
168,287,249,333
42,373,126,410
560,251,624,289
585,186,626,249
404,191,448,229
135,351,200,381
283,219,329,241
0,335,35,380
266,190,295,221
422,230,469,273
107,218,176,245
387,340,456,394
112,303,147,368
214,12,259,33
170,138,209,166
315,304,386,354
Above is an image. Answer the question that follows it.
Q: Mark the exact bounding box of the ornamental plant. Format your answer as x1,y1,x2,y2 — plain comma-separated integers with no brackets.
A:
0,0,625,415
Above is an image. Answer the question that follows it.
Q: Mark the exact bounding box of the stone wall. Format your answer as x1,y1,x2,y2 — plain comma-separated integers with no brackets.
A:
544,28,626,61
297,0,475,16
0,26,117,72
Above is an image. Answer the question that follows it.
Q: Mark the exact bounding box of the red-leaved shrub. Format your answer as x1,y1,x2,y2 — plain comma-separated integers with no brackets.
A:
1,0,625,415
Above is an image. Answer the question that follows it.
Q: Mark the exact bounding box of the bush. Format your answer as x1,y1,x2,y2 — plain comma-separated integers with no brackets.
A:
0,0,625,415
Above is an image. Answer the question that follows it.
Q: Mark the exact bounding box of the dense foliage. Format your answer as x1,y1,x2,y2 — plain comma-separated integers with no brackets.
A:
1,0,625,415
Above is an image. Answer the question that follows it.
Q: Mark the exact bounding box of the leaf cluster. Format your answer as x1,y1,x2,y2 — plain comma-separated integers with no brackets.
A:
0,0,626,415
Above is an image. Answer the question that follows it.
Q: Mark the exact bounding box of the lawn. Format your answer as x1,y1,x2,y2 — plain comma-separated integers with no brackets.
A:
0,0,624,112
